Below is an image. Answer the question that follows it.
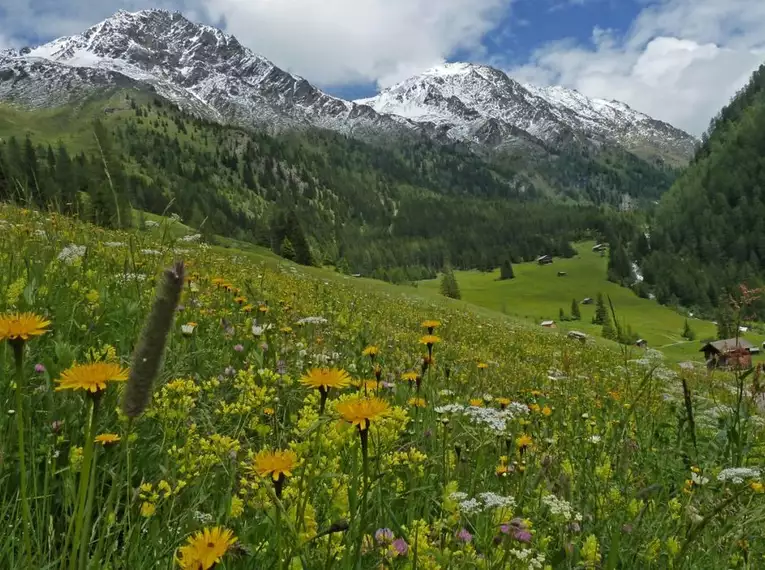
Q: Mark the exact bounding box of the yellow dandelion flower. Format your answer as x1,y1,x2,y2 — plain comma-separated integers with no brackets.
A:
0,312,51,342
477,362,489,369
253,449,298,481
258,305,269,313
401,371,419,382
336,396,390,430
421,320,441,330
263,407,275,416
280,326,293,334
751,481,764,493
176,527,237,570
542,406,553,417
516,434,533,451
408,397,427,408
419,335,441,346
300,368,351,391
233,296,247,305
496,397,511,409
55,362,129,393
241,304,254,313
529,403,541,414
94,433,121,445
469,398,484,407
140,502,156,517
362,345,379,357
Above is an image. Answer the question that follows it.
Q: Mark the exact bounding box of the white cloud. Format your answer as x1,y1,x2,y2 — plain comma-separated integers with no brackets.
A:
200,0,512,88
508,0,765,135
0,0,512,88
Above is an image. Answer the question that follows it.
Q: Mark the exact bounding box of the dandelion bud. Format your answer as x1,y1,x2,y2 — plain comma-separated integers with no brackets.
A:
122,261,185,418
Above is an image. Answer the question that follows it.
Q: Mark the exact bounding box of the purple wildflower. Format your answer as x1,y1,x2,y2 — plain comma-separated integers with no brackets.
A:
392,538,408,556
513,530,532,543
375,528,395,545
34,363,46,374
455,528,473,543
234,344,244,352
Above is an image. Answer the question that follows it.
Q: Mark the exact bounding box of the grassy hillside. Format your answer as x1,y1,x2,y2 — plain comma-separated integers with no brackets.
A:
2,204,765,567
420,241,765,362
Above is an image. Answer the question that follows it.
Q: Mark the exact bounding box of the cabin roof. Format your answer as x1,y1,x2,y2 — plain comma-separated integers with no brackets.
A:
700,338,753,353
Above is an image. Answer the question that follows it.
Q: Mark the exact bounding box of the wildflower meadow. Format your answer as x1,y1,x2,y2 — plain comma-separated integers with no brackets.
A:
1,203,764,569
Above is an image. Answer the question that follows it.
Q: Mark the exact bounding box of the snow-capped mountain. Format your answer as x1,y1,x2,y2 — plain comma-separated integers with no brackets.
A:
0,10,695,163
357,63,696,162
0,9,419,139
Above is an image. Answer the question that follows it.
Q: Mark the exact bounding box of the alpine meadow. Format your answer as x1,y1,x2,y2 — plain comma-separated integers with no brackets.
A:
1,7,765,570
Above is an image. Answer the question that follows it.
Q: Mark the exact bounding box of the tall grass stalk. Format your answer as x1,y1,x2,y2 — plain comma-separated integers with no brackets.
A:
11,339,33,566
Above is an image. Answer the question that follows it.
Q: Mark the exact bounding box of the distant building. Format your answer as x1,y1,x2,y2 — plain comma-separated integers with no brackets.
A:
540,320,556,328
700,338,754,369
557,271,567,277
537,255,553,265
568,331,587,343
636,339,648,348
581,297,594,305
592,244,607,252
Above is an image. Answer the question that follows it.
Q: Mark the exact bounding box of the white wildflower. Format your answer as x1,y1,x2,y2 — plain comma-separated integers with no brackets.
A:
57,244,86,264
588,435,602,444
691,472,709,486
103,241,125,248
542,494,581,522
180,233,201,243
717,467,760,484
297,316,328,325
141,249,161,256
145,220,160,228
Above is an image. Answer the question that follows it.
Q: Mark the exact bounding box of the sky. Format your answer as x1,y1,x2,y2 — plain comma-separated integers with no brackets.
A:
0,0,764,135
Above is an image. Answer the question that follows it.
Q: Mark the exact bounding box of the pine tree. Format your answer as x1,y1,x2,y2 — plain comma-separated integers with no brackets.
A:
571,298,581,320
280,237,297,261
682,319,696,341
716,302,735,340
602,313,617,341
559,307,567,322
440,266,461,300
593,293,608,325
500,257,515,280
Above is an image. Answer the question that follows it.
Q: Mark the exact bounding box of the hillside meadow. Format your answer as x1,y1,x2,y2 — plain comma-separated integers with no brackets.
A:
1,205,765,569
420,242,765,363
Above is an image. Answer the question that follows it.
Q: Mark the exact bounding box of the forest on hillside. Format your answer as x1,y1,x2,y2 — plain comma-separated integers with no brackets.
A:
0,92,661,283
634,64,765,318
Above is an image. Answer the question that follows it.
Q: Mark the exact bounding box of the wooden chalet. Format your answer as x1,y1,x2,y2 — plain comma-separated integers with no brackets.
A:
700,338,754,369
537,254,553,265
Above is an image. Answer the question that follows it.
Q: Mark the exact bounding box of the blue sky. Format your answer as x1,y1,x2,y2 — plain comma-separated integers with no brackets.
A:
0,0,763,134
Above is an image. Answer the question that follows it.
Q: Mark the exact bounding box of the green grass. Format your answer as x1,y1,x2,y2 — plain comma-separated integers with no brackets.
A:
420,241,765,362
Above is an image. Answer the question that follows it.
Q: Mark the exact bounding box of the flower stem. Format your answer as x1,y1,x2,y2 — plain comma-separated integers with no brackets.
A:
69,398,98,570
12,340,33,566
353,427,370,569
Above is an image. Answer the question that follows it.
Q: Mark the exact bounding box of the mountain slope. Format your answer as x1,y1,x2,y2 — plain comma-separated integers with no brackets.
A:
1,9,419,140
640,63,765,316
0,10,694,168
358,63,696,164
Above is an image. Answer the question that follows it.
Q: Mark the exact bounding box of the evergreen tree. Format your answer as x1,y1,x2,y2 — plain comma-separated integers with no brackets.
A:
682,319,696,341
607,239,633,284
601,313,617,341
559,307,567,322
716,303,735,340
440,266,461,300
571,298,581,320
499,257,515,280
593,293,608,325
280,237,297,261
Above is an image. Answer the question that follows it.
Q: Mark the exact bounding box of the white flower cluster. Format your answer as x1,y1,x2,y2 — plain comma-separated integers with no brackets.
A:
141,249,161,256
179,233,201,243
717,467,761,484
103,241,125,248
57,244,86,264
449,491,515,514
435,402,529,434
115,273,147,283
296,316,328,325
510,549,546,570
144,220,160,228
542,494,582,522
